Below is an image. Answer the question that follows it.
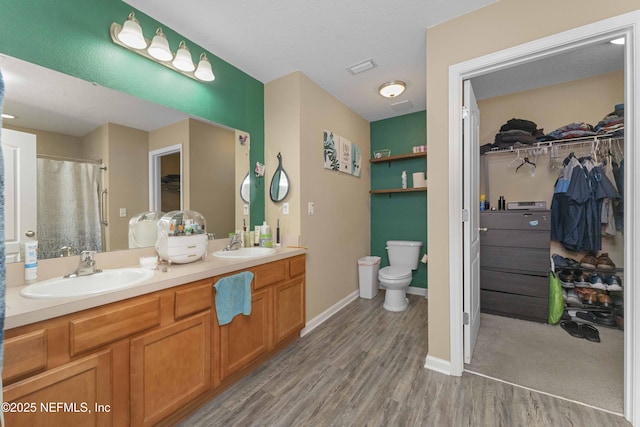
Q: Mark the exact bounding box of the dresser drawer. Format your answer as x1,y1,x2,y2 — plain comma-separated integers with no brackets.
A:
480,229,549,249
69,296,161,356
481,246,550,275
2,329,47,382
481,268,548,298
480,210,551,231
481,290,548,323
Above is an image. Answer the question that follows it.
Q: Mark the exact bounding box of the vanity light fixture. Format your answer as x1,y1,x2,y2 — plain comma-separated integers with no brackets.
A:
147,28,173,61
378,81,406,98
110,12,215,82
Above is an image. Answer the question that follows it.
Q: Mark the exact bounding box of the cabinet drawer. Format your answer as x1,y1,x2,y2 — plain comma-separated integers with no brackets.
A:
69,296,161,356
3,330,47,383
480,229,549,249
480,210,551,231
289,255,306,278
481,246,550,275
175,281,213,320
481,290,548,323
481,269,548,298
253,260,287,290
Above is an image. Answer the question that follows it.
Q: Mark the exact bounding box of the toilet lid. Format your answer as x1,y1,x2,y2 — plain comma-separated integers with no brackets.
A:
379,266,412,280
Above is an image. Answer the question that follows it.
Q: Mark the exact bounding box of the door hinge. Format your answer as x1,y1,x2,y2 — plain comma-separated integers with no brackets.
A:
463,312,470,325
462,209,469,222
462,106,469,119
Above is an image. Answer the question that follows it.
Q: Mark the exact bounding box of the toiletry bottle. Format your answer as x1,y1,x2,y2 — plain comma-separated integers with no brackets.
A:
260,221,273,247
480,194,486,211
276,219,281,247
23,240,38,284
401,171,407,189
254,226,261,246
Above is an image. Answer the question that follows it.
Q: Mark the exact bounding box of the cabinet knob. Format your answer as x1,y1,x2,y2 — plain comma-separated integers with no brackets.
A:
479,227,488,232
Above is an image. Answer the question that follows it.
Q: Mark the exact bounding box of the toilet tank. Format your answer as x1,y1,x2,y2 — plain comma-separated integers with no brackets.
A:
386,240,423,270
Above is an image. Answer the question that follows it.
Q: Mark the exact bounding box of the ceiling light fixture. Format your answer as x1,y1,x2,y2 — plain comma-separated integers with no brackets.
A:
378,81,406,98
110,12,215,82
610,37,625,45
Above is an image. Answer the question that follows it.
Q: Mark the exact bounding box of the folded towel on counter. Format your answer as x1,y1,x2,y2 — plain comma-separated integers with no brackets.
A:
213,271,253,325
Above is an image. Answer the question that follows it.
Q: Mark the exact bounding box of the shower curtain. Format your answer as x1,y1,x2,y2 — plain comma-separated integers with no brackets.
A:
37,159,103,259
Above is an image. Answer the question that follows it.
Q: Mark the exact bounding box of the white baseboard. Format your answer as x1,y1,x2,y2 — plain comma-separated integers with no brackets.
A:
407,286,428,298
300,290,359,337
424,353,451,375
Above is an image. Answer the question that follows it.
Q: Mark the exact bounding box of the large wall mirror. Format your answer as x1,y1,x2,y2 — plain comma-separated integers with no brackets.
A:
1,54,250,262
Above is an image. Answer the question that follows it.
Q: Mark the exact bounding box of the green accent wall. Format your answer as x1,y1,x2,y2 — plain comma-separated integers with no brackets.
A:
0,0,264,226
370,110,427,288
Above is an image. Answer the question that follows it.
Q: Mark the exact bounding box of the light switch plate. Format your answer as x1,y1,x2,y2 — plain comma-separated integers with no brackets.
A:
119,208,127,218
308,202,314,215
283,203,289,215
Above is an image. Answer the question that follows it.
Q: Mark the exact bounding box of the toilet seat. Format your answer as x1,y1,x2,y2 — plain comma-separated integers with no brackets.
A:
379,266,411,280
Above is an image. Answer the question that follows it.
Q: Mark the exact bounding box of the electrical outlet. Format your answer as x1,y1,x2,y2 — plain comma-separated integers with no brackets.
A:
308,202,314,215
283,203,289,215
119,208,127,218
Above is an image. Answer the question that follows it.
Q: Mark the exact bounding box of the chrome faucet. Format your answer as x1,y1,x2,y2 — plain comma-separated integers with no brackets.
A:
65,251,102,277
223,233,243,251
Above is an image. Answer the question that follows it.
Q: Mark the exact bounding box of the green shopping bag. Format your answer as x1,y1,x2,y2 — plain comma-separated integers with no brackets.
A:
548,270,563,325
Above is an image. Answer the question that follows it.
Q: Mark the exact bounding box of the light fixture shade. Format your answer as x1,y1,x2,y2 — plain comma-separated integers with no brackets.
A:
172,41,195,72
194,53,215,81
117,12,147,49
378,81,406,98
147,28,173,61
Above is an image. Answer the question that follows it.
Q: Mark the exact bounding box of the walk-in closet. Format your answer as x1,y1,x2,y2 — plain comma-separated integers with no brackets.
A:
465,37,626,413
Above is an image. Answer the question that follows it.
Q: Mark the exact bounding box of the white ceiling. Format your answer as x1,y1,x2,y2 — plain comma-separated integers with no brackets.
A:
124,0,496,121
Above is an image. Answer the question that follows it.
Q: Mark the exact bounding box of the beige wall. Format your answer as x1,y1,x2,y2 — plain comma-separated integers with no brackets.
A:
150,119,190,209
265,71,371,320
107,123,149,251
189,119,235,238
426,0,638,362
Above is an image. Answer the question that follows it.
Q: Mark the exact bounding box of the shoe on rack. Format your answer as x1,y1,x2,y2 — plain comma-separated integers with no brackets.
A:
564,257,582,268
598,293,612,308
552,254,568,269
576,288,599,305
566,289,583,307
580,252,598,270
596,253,616,270
572,269,589,287
558,269,575,288
604,274,623,291
588,272,607,290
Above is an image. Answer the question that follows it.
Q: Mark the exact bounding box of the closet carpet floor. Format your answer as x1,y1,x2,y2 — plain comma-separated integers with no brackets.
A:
466,312,624,414
179,293,630,427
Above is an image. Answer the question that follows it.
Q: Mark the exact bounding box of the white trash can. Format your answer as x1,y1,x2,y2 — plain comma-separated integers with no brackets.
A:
358,256,381,299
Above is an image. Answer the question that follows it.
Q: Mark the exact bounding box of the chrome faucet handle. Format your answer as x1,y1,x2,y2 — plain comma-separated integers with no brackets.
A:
80,250,96,263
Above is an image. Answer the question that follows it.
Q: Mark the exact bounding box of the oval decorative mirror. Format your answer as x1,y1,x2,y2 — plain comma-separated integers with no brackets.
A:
240,171,251,203
270,152,290,202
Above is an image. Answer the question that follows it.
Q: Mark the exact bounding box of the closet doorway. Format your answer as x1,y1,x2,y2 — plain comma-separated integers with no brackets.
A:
447,11,640,425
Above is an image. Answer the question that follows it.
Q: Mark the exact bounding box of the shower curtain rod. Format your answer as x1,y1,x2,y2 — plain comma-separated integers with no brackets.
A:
37,154,107,170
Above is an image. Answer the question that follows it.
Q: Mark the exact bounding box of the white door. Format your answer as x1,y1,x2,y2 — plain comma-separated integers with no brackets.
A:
2,128,37,262
463,80,481,364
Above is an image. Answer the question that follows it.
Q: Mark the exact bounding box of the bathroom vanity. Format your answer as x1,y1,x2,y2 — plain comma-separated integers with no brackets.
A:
2,248,306,426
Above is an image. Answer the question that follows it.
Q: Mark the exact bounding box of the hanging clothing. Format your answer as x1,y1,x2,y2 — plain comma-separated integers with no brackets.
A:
551,155,619,252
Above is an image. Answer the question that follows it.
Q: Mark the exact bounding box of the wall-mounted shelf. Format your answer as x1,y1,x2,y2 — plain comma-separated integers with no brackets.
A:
370,187,427,195
370,152,426,165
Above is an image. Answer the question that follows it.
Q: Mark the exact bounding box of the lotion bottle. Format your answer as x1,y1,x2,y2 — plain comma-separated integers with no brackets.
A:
23,240,38,284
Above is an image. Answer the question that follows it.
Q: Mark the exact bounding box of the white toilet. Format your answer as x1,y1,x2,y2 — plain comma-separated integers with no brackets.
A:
378,240,423,312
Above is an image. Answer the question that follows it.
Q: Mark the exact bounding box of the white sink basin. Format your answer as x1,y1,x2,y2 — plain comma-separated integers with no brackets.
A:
213,247,276,259
20,268,155,299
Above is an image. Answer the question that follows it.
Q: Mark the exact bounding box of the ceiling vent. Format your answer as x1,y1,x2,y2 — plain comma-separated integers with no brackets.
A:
390,99,413,111
346,59,376,75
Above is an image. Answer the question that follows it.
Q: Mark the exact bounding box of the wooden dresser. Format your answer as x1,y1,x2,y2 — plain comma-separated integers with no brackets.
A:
480,210,550,323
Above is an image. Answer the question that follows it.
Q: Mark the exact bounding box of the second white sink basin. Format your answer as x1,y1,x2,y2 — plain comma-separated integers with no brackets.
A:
213,247,276,259
20,268,155,299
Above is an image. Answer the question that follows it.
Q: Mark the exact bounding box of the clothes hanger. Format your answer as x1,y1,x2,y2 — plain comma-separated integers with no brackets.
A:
516,156,536,173
508,149,524,168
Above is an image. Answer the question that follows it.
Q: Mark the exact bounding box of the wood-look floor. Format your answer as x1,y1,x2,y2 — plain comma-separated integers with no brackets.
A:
179,293,630,427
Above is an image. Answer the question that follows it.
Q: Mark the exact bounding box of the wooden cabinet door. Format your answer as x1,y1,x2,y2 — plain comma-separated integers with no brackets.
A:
219,287,271,380
130,311,211,427
3,349,112,427
274,277,305,345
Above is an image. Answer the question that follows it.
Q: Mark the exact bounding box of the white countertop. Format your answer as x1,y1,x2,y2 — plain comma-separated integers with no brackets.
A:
5,246,306,330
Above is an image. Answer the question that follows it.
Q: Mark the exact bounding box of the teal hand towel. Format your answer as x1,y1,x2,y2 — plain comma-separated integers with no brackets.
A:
214,271,253,325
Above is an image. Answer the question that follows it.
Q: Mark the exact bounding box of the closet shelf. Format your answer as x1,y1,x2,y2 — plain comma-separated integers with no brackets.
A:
482,134,623,155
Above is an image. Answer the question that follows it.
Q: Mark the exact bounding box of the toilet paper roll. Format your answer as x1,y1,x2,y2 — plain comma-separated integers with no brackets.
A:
412,172,426,188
